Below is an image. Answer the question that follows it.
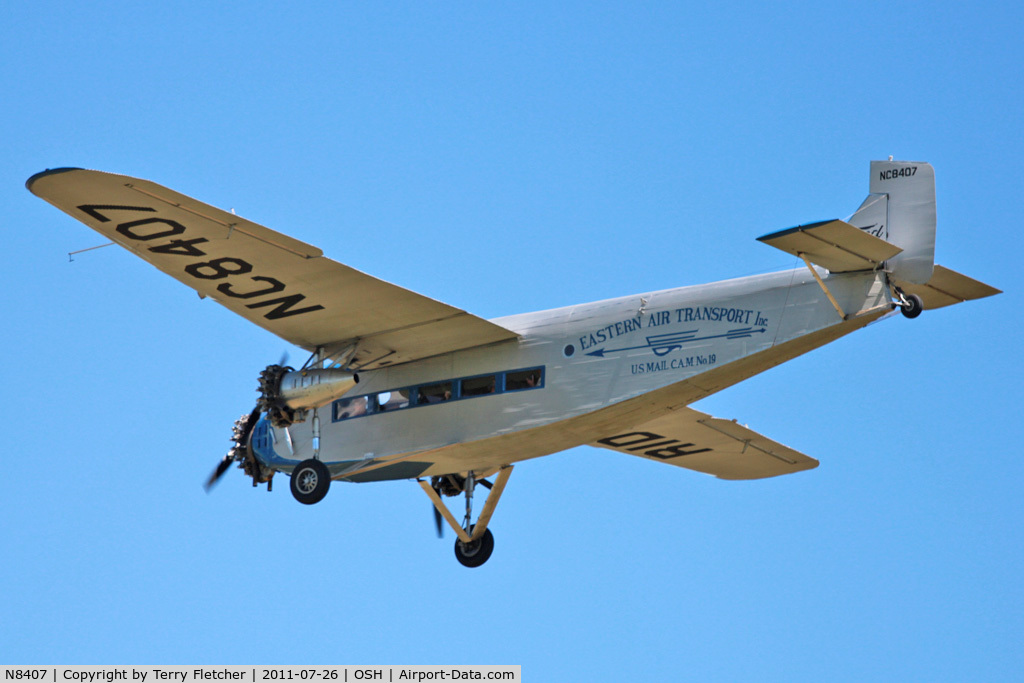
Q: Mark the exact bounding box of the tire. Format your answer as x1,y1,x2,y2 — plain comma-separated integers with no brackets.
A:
454,527,495,568
901,293,924,319
290,459,330,505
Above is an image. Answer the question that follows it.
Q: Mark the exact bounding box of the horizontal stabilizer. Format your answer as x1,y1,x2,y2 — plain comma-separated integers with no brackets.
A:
893,265,1001,310
591,407,818,480
758,219,902,272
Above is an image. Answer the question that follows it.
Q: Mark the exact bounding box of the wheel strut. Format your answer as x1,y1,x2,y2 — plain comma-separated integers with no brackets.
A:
419,466,513,544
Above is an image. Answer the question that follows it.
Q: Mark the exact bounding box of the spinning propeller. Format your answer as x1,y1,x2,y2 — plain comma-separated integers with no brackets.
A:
204,352,293,491
204,405,261,491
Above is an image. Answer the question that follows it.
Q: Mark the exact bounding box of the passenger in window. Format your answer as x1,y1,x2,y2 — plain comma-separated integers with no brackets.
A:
426,389,451,403
462,376,496,396
335,396,367,419
506,369,543,391
419,382,452,404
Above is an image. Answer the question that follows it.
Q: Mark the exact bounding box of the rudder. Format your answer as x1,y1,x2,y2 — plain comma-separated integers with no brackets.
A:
848,160,936,284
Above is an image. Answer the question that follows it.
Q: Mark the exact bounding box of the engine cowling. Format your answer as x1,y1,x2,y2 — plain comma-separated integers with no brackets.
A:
258,364,358,427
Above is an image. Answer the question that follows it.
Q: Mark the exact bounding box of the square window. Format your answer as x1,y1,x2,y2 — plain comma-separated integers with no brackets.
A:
505,368,543,391
334,395,369,420
417,382,453,404
377,389,411,412
461,375,497,397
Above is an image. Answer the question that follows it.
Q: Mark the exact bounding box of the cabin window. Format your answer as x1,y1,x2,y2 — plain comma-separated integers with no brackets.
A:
505,368,543,391
461,375,497,397
418,381,453,404
377,389,411,412
330,365,545,421
334,395,369,420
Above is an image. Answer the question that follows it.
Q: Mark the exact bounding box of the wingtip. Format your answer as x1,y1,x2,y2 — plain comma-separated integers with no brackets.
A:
25,167,84,193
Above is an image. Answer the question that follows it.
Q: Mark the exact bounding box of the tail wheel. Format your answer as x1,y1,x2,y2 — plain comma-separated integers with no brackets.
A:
290,459,330,505
454,527,494,568
901,293,924,319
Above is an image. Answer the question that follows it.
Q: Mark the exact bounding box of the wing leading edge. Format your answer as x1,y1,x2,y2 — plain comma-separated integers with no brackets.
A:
28,168,518,368
591,407,818,480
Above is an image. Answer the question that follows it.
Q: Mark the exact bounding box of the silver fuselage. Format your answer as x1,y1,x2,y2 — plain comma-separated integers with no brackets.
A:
251,266,892,481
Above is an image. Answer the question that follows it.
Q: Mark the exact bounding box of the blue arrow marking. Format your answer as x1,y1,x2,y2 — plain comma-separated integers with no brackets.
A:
586,327,767,358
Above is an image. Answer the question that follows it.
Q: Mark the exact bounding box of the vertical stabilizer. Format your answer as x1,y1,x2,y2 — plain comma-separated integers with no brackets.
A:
851,160,936,284
848,192,888,240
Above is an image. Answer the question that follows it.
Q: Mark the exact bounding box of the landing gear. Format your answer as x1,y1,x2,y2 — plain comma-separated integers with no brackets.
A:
455,527,494,568
419,466,513,568
290,458,330,505
894,286,925,319
900,293,924,319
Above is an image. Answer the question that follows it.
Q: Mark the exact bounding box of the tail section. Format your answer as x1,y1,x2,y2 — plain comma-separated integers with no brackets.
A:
759,159,999,312
851,159,1000,308
849,160,936,284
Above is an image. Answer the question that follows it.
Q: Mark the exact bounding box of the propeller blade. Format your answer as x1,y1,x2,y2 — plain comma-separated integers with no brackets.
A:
240,405,262,442
204,405,262,492
433,505,444,538
204,456,234,491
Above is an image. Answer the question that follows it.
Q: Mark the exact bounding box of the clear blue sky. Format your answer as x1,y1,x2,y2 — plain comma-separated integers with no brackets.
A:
2,2,1021,680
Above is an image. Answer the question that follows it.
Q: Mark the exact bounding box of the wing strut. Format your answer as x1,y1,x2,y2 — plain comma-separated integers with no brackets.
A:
799,254,848,320
468,467,513,542
759,219,907,321
418,466,513,567
420,479,472,544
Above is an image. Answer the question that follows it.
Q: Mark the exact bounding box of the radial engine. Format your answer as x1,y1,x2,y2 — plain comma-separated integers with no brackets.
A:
257,364,358,427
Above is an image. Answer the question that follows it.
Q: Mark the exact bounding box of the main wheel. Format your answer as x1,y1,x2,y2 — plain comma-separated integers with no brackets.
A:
454,527,495,568
290,459,330,505
901,293,924,319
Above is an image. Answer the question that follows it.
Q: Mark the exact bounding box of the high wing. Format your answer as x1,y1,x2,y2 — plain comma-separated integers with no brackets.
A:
591,407,818,480
27,168,518,369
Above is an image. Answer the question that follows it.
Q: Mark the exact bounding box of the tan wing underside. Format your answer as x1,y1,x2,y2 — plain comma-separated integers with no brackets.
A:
590,406,818,480
757,219,903,273
892,265,1001,310
27,168,518,368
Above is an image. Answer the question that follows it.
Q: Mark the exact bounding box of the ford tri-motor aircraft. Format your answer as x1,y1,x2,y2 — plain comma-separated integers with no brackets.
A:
28,160,999,567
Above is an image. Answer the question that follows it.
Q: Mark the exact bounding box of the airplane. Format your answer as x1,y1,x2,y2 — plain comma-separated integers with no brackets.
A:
27,160,1000,567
